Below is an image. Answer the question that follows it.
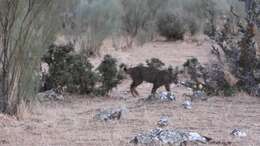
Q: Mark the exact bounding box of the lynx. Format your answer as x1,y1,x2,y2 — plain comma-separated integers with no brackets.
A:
122,65,178,96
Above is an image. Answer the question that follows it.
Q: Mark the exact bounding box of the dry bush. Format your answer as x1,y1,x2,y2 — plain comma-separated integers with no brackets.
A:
73,0,120,56
156,0,239,40
157,10,187,40
119,0,165,47
166,0,244,37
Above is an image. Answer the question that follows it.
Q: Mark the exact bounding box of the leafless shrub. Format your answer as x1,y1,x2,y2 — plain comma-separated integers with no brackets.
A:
157,10,187,41
73,0,120,56
119,0,165,47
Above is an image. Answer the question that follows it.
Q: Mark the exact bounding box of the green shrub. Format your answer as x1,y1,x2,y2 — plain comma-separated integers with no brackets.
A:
183,57,199,67
146,58,165,69
97,55,124,95
42,47,124,96
42,44,98,94
157,10,186,40
222,83,237,96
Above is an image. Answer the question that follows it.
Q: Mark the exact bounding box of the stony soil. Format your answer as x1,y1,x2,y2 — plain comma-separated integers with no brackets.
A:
0,38,260,146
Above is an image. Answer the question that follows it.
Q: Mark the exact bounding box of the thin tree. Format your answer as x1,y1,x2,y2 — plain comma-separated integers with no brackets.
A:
0,0,61,115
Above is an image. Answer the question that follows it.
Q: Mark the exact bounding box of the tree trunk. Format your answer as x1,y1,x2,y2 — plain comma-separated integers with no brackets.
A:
0,31,9,113
245,0,254,13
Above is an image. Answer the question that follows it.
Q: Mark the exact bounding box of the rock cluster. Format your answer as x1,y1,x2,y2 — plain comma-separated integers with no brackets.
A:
36,90,64,102
231,129,247,137
147,92,176,102
130,128,211,145
95,107,127,121
157,116,169,127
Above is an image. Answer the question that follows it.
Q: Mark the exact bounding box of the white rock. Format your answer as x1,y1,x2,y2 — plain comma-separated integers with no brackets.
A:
188,132,207,143
231,129,247,137
95,107,127,121
36,90,64,102
131,128,211,145
158,116,169,127
183,100,192,109
146,92,176,102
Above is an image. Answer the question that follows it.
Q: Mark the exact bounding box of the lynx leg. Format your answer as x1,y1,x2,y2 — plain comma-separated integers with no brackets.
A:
165,84,171,92
130,87,136,97
134,80,143,96
151,84,160,94
130,82,136,97
130,80,142,97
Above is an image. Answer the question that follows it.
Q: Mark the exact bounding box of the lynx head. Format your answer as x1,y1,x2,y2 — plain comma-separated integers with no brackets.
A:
119,63,127,71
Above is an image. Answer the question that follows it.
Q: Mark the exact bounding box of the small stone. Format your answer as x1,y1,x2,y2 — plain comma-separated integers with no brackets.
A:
95,107,127,121
157,116,169,127
231,129,247,137
160,91,176,101
130,133,154,144
36,90,64,102
188,132,208,143
183,100,192,109
158,130,187,144
192,90,207,101
130,128,162,144
193,90,205,98
146,92,176,102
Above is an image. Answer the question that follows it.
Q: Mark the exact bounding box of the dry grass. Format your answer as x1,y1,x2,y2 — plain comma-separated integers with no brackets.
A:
0,38,260,146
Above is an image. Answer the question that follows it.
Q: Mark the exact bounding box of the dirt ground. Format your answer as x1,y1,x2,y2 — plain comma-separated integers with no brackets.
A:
0,38,260,146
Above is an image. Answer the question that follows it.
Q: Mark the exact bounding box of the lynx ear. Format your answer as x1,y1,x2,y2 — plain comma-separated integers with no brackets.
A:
119,63,128,71
174,66,179,75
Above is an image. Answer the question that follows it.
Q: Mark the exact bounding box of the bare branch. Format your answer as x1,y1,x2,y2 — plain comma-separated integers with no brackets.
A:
211,45,223,64
230,6,240,18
